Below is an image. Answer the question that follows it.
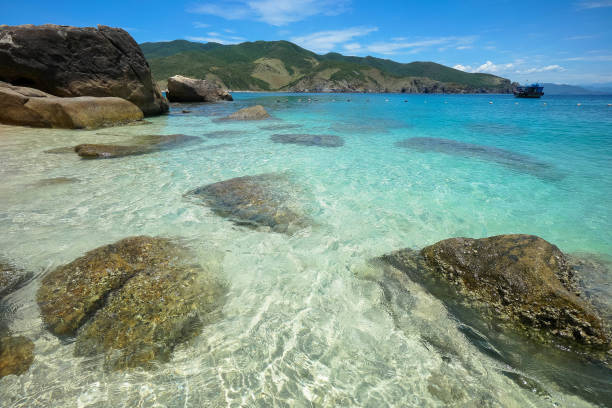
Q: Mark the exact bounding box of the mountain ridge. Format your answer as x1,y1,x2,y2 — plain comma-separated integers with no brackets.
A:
140,39,515,94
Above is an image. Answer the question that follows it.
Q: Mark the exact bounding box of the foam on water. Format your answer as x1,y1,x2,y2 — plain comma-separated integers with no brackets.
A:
0,93,611,407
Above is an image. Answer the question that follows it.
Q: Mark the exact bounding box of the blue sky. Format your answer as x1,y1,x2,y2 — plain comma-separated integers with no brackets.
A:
3,0,612,84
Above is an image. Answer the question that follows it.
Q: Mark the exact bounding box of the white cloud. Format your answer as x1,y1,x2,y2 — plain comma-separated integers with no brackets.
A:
575,0,612,9
291,27,378,53
364,36,477,55
517,65,566,74
565,54,612,61
189,0,350,26
186,33,246,44
343,42,362,52
193,22,210,28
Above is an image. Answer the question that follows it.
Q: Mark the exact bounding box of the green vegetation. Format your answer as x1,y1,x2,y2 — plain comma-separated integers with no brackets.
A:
141,39,513,93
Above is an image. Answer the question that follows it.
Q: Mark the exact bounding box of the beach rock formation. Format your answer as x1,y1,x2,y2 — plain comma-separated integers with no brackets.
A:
186,174,309,234
223,105,270,121
0,24,168,116
0,81,143,128
270,133,344,147
74,134,200,159
167,75,233,102
0,335,34,378
36,236,226,369
380,234,611,350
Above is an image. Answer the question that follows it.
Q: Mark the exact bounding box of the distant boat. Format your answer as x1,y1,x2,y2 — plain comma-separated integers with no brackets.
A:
514,83,544,98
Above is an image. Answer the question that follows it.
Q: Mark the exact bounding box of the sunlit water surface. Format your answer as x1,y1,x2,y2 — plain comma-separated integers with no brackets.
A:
1,93,611,407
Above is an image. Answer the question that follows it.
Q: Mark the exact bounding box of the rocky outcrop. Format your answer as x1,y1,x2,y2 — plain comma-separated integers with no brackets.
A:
270,133,344,147
36,236,226,369
222,105,270,121
0,81,143,128
74,134,200,159
380,234,611,351
167,75,233,102
186,174,309,234
0,24,168,116
0,260,31,299
0,336,34,378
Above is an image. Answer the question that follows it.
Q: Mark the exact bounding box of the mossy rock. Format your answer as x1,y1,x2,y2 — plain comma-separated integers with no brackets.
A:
186,173,310,234
74,264,226,370
381,234,611,351
36,236,185,336
223,105,270,121
74,134,200,159
0,335,34,378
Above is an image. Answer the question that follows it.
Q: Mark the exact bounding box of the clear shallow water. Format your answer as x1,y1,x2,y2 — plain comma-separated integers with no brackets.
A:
0,93,611,407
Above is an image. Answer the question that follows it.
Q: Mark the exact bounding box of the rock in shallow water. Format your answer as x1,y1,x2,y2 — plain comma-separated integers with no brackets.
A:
270,133,344,147
380,234,611,351
0,335,34,378
186,174,310,234
222,105,270,121
74,134,200,159
167,75,233,102
0,260,32,299
37,236,226,369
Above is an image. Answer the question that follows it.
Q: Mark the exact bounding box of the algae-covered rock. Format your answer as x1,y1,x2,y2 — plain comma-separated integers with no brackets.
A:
0,260,31,299
186,174,309,234
223,105,270,121
381,234,611,350
37,236,226,369
36,236,181,336
0,335,34,378
74,264,225,369
270,133,344,147
74,134,200,159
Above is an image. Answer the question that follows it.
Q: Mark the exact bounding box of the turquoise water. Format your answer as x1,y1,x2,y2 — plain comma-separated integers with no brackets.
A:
0,93,611,407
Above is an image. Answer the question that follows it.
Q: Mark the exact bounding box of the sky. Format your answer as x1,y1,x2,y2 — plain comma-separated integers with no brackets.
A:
3,0,612,85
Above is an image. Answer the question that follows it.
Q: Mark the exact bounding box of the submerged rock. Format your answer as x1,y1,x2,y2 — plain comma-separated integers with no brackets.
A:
0,81,144,129
380,234,611,350
31,177,79,187
186,174,309,234
74,264,225,370
259,123,302,131
74,134,200,159
0,24,167,116
167,75,233,102
0,335,34,378
223,105,270,121
0,260,32,299
395,137,561,180
270,133,344,147
37,236,226,369
204,130,244,139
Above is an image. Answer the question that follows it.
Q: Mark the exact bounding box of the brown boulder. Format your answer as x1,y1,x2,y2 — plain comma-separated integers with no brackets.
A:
0,336,34,378
74,134,200,159
0,24,167,116
167,75,233,102
0,81,143,128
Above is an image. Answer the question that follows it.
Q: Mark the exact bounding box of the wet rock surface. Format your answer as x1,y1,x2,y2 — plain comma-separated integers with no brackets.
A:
37,236,226,369
222,105,270,121
0,24,167,116
259,123,302,131
270,133,344,147
395,137,561,180
380,234,611,350
186,174,309,234
0,260,32,299
74,134,201,159
0,335,34,378
167,75,233,102
0,81,144,129
204,130,244,139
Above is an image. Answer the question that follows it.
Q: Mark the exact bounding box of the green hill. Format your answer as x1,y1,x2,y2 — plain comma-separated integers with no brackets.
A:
140,39,514,93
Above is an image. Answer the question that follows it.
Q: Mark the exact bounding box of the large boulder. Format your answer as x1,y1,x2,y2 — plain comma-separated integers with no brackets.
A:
0,24,168,116
36,236,226,369
185,174,310,234
0,81,143,128
223,105,270,121
167,75,233,102
381,234,611,350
